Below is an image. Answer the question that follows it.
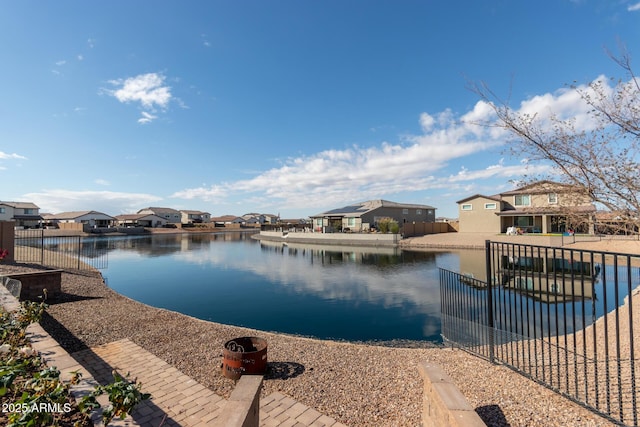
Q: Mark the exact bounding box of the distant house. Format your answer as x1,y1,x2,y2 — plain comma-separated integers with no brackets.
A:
311,200,436,233
138,207,182,224
457,181,596,234
211,215,245,226
44,211,116,229
115,214,168,228
0,201,42,228
242,213,279,225
180,210,211,224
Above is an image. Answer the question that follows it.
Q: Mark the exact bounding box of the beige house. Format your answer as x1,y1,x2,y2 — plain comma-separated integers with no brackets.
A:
180,210,211,224
0,201,42,228
457,181,596,234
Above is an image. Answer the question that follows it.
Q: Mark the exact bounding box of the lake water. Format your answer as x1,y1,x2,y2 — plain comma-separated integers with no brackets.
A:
98,232,486,343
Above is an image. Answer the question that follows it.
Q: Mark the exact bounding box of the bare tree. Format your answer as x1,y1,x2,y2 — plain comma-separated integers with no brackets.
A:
471,49,640,235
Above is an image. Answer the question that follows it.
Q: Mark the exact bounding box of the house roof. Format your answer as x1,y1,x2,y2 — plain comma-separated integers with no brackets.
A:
456,194,502,204
45,210,116,220
115,214,166,221
499,180,582,196
312,199,436,218
0,201,40,209
211,215,244,222
138,207,181,215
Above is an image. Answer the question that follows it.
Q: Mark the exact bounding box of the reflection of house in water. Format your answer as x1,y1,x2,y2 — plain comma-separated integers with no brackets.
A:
497,252,600,302
259,241,438,268
458,249,489,283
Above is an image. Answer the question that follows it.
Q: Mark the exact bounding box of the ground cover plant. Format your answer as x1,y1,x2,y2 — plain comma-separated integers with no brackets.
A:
0,300,149,426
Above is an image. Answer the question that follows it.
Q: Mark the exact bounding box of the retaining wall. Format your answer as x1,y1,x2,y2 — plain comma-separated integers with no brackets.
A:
257,231,400,246
419,362,486,427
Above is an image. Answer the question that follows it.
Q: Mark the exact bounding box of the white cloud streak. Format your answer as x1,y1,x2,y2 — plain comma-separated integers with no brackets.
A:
170,76,619,212
628,2,640,12
0,152,27,160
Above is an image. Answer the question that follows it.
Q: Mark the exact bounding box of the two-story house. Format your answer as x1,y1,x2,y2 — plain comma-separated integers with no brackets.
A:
0,201,42,228
138,207,182,224
311,200,436,233
180,210,211,224
457,181,596,234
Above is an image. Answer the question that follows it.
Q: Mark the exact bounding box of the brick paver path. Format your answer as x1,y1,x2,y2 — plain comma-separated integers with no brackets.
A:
70,339,346,427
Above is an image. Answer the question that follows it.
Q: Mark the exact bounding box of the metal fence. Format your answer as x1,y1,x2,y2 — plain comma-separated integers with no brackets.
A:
15,230,109,270
440,240,639,427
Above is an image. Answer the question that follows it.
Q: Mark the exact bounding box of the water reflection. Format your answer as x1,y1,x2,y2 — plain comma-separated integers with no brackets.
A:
97,233,484,343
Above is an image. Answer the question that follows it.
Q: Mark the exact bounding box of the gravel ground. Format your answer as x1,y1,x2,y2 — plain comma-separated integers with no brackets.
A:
0,262,620,427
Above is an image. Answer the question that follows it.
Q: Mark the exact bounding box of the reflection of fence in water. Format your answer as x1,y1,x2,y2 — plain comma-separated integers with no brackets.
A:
440,241,640,427
15,230,108,270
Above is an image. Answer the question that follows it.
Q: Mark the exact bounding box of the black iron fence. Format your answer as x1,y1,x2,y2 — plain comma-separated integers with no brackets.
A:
14,230,108,270
440,240,639,427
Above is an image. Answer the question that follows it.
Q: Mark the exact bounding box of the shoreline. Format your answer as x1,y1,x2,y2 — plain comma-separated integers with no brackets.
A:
4,232,637,426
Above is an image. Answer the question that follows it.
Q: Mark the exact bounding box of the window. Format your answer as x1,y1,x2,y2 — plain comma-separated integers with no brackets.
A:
0,207,5,214
23,208,34,215
402,209,409,214
548,193,558,204
347,217,355,226
461,204,472,211
416,209,422,215
515,195,531,206
515,216,533,227
484,203,497,210
427,210,434,215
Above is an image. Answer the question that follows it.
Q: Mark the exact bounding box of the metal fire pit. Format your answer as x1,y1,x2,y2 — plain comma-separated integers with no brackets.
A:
221,336,268,380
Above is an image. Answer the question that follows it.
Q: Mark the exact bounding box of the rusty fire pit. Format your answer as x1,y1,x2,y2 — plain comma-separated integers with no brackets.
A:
221,336,268,380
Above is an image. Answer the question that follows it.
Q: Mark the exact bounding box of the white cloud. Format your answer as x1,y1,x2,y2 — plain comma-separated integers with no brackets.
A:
103,73,173,124
172,105,501,210
628,2,640,11
108,73,172,109
447,163,551,183
94,179,110,186
138,111,158,124
169,75,627,213
170,185,227,203
24,189,162,215
0,151,27,160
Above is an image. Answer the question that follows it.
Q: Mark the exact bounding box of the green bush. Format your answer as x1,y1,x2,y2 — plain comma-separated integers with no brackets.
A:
377,218,399,234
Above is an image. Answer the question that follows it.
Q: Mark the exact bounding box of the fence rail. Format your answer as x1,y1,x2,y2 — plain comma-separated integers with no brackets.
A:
440,240,639,427
15,230,108,270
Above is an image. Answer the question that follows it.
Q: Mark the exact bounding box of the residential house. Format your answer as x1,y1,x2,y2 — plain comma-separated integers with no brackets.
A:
311,200,436,233
211,215,246,226
242,213,279,225
0,201,42,228
457,181,596,234
138,207,182,224
180,210,211,224
44,211,116,227
115,214,168,228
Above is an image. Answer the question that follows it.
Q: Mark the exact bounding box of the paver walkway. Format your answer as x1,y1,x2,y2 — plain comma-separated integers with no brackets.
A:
71,339,347,427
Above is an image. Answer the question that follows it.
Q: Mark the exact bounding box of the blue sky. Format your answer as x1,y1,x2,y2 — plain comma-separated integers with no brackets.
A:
2,1,640,219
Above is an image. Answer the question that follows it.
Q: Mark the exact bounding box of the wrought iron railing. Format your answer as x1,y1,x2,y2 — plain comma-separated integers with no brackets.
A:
440,240,639,427
14,230,108,270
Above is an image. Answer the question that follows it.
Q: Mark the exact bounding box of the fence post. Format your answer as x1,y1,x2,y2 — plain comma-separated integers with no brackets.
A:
0,221,16,263
485,240,495,363
40,229,44,264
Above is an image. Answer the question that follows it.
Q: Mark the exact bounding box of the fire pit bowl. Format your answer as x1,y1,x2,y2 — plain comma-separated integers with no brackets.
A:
221,336,268,380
